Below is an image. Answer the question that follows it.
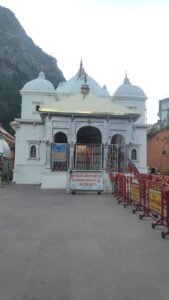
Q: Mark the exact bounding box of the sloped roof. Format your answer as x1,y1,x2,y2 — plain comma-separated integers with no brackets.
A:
0,127,15,145
40,92,139,118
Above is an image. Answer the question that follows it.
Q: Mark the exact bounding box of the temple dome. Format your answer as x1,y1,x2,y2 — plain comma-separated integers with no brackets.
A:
56,61,110,98
21,72,55,93
113,74,147,100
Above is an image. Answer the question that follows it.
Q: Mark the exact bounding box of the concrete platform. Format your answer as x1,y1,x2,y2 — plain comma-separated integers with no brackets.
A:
0,183,169,300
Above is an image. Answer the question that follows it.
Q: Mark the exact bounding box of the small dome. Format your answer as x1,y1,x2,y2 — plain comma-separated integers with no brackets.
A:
56,61,110,98
113,74,146,99
22,72,55,92
0,138,10,158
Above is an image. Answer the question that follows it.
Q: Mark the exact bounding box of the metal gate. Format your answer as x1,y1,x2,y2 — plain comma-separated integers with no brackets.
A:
107,144,129,173
75,144,102,171
50,143,130,173
51,143,68,171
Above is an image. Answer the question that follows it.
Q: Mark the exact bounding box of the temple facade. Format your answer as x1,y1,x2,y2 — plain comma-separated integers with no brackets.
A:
11,62,148,190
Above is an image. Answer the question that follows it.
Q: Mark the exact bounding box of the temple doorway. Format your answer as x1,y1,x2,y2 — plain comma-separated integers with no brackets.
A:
75,126,102,170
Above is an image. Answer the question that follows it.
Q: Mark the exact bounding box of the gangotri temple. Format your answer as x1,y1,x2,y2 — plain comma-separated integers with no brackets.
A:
11,61,147,190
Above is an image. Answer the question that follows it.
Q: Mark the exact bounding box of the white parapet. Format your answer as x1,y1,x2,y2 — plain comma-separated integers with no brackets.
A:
41,171,68,189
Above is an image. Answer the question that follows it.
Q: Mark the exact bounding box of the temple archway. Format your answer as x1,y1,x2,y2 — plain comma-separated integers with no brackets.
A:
75,126,102,170
111,134,124,146
54,132,67,143
77,126,102,144
108,134,125,172
52,132,68,171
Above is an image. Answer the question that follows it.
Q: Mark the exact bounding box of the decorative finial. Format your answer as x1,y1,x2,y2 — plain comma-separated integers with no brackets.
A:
81,73,90,97
124,71,130,84
38,72,45,79
41,64,45,72
84,73,87,84
80,58,83,68
77,58,86,79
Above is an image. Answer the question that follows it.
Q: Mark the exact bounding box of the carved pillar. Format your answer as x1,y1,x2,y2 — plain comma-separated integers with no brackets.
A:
45,143,51,169
103,119,109,170
69,144,75,170
103,144,108,170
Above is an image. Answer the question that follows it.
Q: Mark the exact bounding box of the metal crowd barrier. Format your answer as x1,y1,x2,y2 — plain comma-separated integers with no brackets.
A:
111,172,169,239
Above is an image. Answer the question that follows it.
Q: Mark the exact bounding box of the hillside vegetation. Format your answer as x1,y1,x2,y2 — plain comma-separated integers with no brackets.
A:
0,6,65,134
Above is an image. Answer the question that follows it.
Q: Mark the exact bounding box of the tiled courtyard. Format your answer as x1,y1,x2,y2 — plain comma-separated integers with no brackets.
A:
0,183,169,300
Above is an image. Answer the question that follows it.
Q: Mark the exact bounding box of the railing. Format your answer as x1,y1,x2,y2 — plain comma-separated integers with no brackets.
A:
50,143,131,172
75,144,102,171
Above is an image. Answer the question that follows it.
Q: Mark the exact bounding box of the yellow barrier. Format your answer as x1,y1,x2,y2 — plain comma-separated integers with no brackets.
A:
149,189,162,214
131,183,140,203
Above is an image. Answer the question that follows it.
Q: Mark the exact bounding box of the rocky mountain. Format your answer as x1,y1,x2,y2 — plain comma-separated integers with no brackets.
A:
0,5,65,134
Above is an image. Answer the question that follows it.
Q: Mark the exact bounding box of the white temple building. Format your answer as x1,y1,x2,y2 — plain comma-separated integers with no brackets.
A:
11,61,148,190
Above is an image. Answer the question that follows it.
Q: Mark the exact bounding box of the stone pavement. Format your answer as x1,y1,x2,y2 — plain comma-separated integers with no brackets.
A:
0,183,169,300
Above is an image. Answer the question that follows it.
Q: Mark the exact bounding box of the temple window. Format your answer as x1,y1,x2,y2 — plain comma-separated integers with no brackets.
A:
28,141,40,160
131,148,137,160
30,145,37,158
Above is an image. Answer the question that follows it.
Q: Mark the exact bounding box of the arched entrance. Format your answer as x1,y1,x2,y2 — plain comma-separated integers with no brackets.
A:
108,134,127,172
52,132,68,171
77,126,101,144
75,126,102,170
54,132,67,143
111,134,124,146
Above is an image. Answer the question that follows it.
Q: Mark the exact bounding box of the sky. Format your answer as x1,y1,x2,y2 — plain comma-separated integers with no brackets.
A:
1,0,169,124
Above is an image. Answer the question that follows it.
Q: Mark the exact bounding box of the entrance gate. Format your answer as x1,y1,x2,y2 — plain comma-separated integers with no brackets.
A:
75,143,102,171
108,144,129,173
50,143,130,173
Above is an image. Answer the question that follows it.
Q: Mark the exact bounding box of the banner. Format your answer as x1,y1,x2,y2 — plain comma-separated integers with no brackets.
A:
149,188,162,214
130,183,140,202
52,144,67,162
69,172,104,191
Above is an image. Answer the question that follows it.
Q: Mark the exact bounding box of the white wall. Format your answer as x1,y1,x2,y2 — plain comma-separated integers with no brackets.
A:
115,98,146,124
41,171,68,189
21,92,56,120
133,126,147,172
14,123,46,183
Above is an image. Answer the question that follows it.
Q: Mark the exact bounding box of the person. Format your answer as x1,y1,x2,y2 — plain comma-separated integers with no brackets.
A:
150,167,156,174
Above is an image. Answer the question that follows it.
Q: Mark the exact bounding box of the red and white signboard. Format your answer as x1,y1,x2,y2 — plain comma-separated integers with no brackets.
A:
69,172,104,191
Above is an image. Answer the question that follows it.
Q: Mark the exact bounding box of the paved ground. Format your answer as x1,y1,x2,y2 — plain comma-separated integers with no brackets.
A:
0,184,169,300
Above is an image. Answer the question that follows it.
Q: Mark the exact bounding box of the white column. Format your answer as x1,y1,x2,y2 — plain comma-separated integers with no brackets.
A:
45,144,51,169
103,144,108,170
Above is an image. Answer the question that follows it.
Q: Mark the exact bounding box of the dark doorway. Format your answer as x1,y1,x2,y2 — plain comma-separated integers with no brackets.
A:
75,126,102,170
54,132,67,143
77,126,101,144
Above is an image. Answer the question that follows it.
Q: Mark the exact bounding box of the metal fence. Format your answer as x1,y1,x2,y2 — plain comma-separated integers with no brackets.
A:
51,143,130,172
75,144,102,171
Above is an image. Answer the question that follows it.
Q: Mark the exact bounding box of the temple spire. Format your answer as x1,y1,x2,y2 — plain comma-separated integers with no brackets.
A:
77,59,86,79
124,71,130,84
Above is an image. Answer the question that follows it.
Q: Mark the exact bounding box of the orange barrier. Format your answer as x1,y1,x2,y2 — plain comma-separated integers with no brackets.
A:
110,172,169,239
115,174,131,207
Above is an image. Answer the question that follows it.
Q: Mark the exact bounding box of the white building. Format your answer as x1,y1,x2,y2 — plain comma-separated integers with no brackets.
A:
158,97,169,128
11,62,148,190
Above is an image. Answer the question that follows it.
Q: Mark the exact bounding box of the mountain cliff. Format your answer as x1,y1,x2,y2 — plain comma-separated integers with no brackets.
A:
0,5,65,134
